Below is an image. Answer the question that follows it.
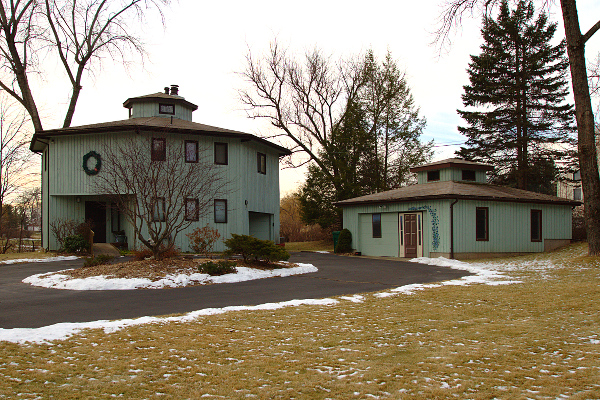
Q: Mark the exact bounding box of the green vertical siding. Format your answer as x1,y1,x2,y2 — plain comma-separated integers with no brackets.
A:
130,102,193,121
342,198,572,257
453,200,572,253
43,131,282,251
343,199,449,257
416,168,487,184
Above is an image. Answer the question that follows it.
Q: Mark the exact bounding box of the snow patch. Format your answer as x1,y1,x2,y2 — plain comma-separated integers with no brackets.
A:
23,263,318,291
0,256,79,265
0,298,338,344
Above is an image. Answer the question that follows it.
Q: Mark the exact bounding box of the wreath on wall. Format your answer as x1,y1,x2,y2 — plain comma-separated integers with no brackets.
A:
82,151,102,175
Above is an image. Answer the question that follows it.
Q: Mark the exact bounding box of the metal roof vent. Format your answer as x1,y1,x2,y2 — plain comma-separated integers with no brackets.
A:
164,86,170,95
170,84,179,96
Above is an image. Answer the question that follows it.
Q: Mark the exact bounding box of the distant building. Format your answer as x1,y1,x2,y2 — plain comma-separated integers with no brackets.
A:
337,158,579,259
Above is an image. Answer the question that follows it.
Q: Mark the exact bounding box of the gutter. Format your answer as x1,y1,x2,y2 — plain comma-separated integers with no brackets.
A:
450,198,459,259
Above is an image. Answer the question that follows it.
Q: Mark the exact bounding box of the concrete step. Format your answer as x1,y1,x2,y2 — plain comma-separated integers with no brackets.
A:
92,243,122,257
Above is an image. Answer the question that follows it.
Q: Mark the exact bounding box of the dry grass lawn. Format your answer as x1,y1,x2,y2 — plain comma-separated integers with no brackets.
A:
1,243,600,399
0,250,56,263
284,240,333,252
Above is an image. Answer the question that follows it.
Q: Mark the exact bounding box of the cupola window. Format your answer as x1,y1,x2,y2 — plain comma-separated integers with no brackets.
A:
462,169,476,181
427,170,440,182
159,103,175,115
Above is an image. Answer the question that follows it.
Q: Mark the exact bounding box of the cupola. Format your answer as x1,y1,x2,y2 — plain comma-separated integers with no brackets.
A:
409,158,494,184
122,85,199,121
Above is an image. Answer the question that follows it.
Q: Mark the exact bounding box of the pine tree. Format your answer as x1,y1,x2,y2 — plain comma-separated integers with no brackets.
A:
457,0,576,192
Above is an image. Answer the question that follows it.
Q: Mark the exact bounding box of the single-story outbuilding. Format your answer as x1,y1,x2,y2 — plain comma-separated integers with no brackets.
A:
337,158,580,259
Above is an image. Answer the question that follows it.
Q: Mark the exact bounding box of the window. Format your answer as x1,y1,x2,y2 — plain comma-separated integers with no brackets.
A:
427,170,440,181
159,103,175,115
214,142,228,165
531,209,542,242
151,138,166,161
372,213,382,238
574,187,582,201
185,198,199,221
462,169,476,181
257,152,266,174
574,170,581,181
475,207,489,241
152,197,165,222
214,199,227,223
185,140,198,163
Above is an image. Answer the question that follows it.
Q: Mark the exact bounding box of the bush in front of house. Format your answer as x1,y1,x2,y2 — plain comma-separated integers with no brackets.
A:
63,234,90,253
83,254,114,267
198,260,237,276
186,224,221,256
335,228,352,253
224,234,290,264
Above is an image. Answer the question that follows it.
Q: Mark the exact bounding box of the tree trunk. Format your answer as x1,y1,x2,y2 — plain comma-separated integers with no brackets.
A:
560,0,600,255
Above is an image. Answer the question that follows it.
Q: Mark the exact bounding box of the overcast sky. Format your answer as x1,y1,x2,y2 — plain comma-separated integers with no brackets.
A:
32,0,600,195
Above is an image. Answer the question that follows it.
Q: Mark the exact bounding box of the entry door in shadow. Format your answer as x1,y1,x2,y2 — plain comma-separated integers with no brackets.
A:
85,201,106,243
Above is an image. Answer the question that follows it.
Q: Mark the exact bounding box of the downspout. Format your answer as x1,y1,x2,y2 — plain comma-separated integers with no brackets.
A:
450,198,459,259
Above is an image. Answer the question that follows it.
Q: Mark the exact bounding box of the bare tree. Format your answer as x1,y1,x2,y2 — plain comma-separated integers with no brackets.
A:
94,135,227,259
0,0,168,132
436,0,600,255
0,97,32,249
239,42,366,179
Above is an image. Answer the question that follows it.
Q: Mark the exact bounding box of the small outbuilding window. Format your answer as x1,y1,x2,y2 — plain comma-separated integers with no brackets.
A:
214,199,227,223
531,209,542,242
427,170,440,182
475,207,489,241
372,213,382,238
462,169,476,181
257,152,266,174
574,187,582,201
151,138,166,161
185,140,198,163
214,142,228,165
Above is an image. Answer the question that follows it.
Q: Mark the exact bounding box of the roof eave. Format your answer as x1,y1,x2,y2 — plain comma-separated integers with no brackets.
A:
336,194,581,207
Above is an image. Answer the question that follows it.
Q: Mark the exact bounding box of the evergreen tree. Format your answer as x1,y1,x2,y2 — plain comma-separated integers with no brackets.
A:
456,0,576,192
298,53,432,230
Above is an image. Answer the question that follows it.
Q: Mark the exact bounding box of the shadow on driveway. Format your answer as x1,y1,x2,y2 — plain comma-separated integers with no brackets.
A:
0,252,470,329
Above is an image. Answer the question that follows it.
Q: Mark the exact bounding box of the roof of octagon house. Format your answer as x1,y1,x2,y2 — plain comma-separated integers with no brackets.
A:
30,87,291,157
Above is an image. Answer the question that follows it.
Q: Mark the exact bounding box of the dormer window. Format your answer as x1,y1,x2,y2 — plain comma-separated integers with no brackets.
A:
159,103,175,115
427,170,440,182
462,169,476,181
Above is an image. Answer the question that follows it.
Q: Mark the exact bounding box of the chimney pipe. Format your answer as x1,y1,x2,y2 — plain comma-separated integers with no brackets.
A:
170,84,179,96
164,86,170,95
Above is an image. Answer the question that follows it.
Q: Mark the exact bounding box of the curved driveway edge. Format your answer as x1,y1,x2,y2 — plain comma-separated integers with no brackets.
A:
0,252,471,329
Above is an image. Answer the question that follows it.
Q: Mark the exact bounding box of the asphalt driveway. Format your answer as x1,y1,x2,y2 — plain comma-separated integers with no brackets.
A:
0,252,470,329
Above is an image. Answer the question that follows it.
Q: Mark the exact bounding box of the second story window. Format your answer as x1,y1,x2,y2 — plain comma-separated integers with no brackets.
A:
151,138,166,161
185,140,198,163
159,103,175,115
152,197,165,222
214,142,228,165
257,152,266,174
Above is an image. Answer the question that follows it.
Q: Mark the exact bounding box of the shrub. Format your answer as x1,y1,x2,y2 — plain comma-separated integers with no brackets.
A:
83,254,114,267
224,234,290,263
335,228,352,253
63,234,90,254
198,260,237,276
132,247,153,261
186,225,221,255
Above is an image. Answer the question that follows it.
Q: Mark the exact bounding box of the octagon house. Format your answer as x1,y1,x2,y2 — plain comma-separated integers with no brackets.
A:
30,85,291,251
